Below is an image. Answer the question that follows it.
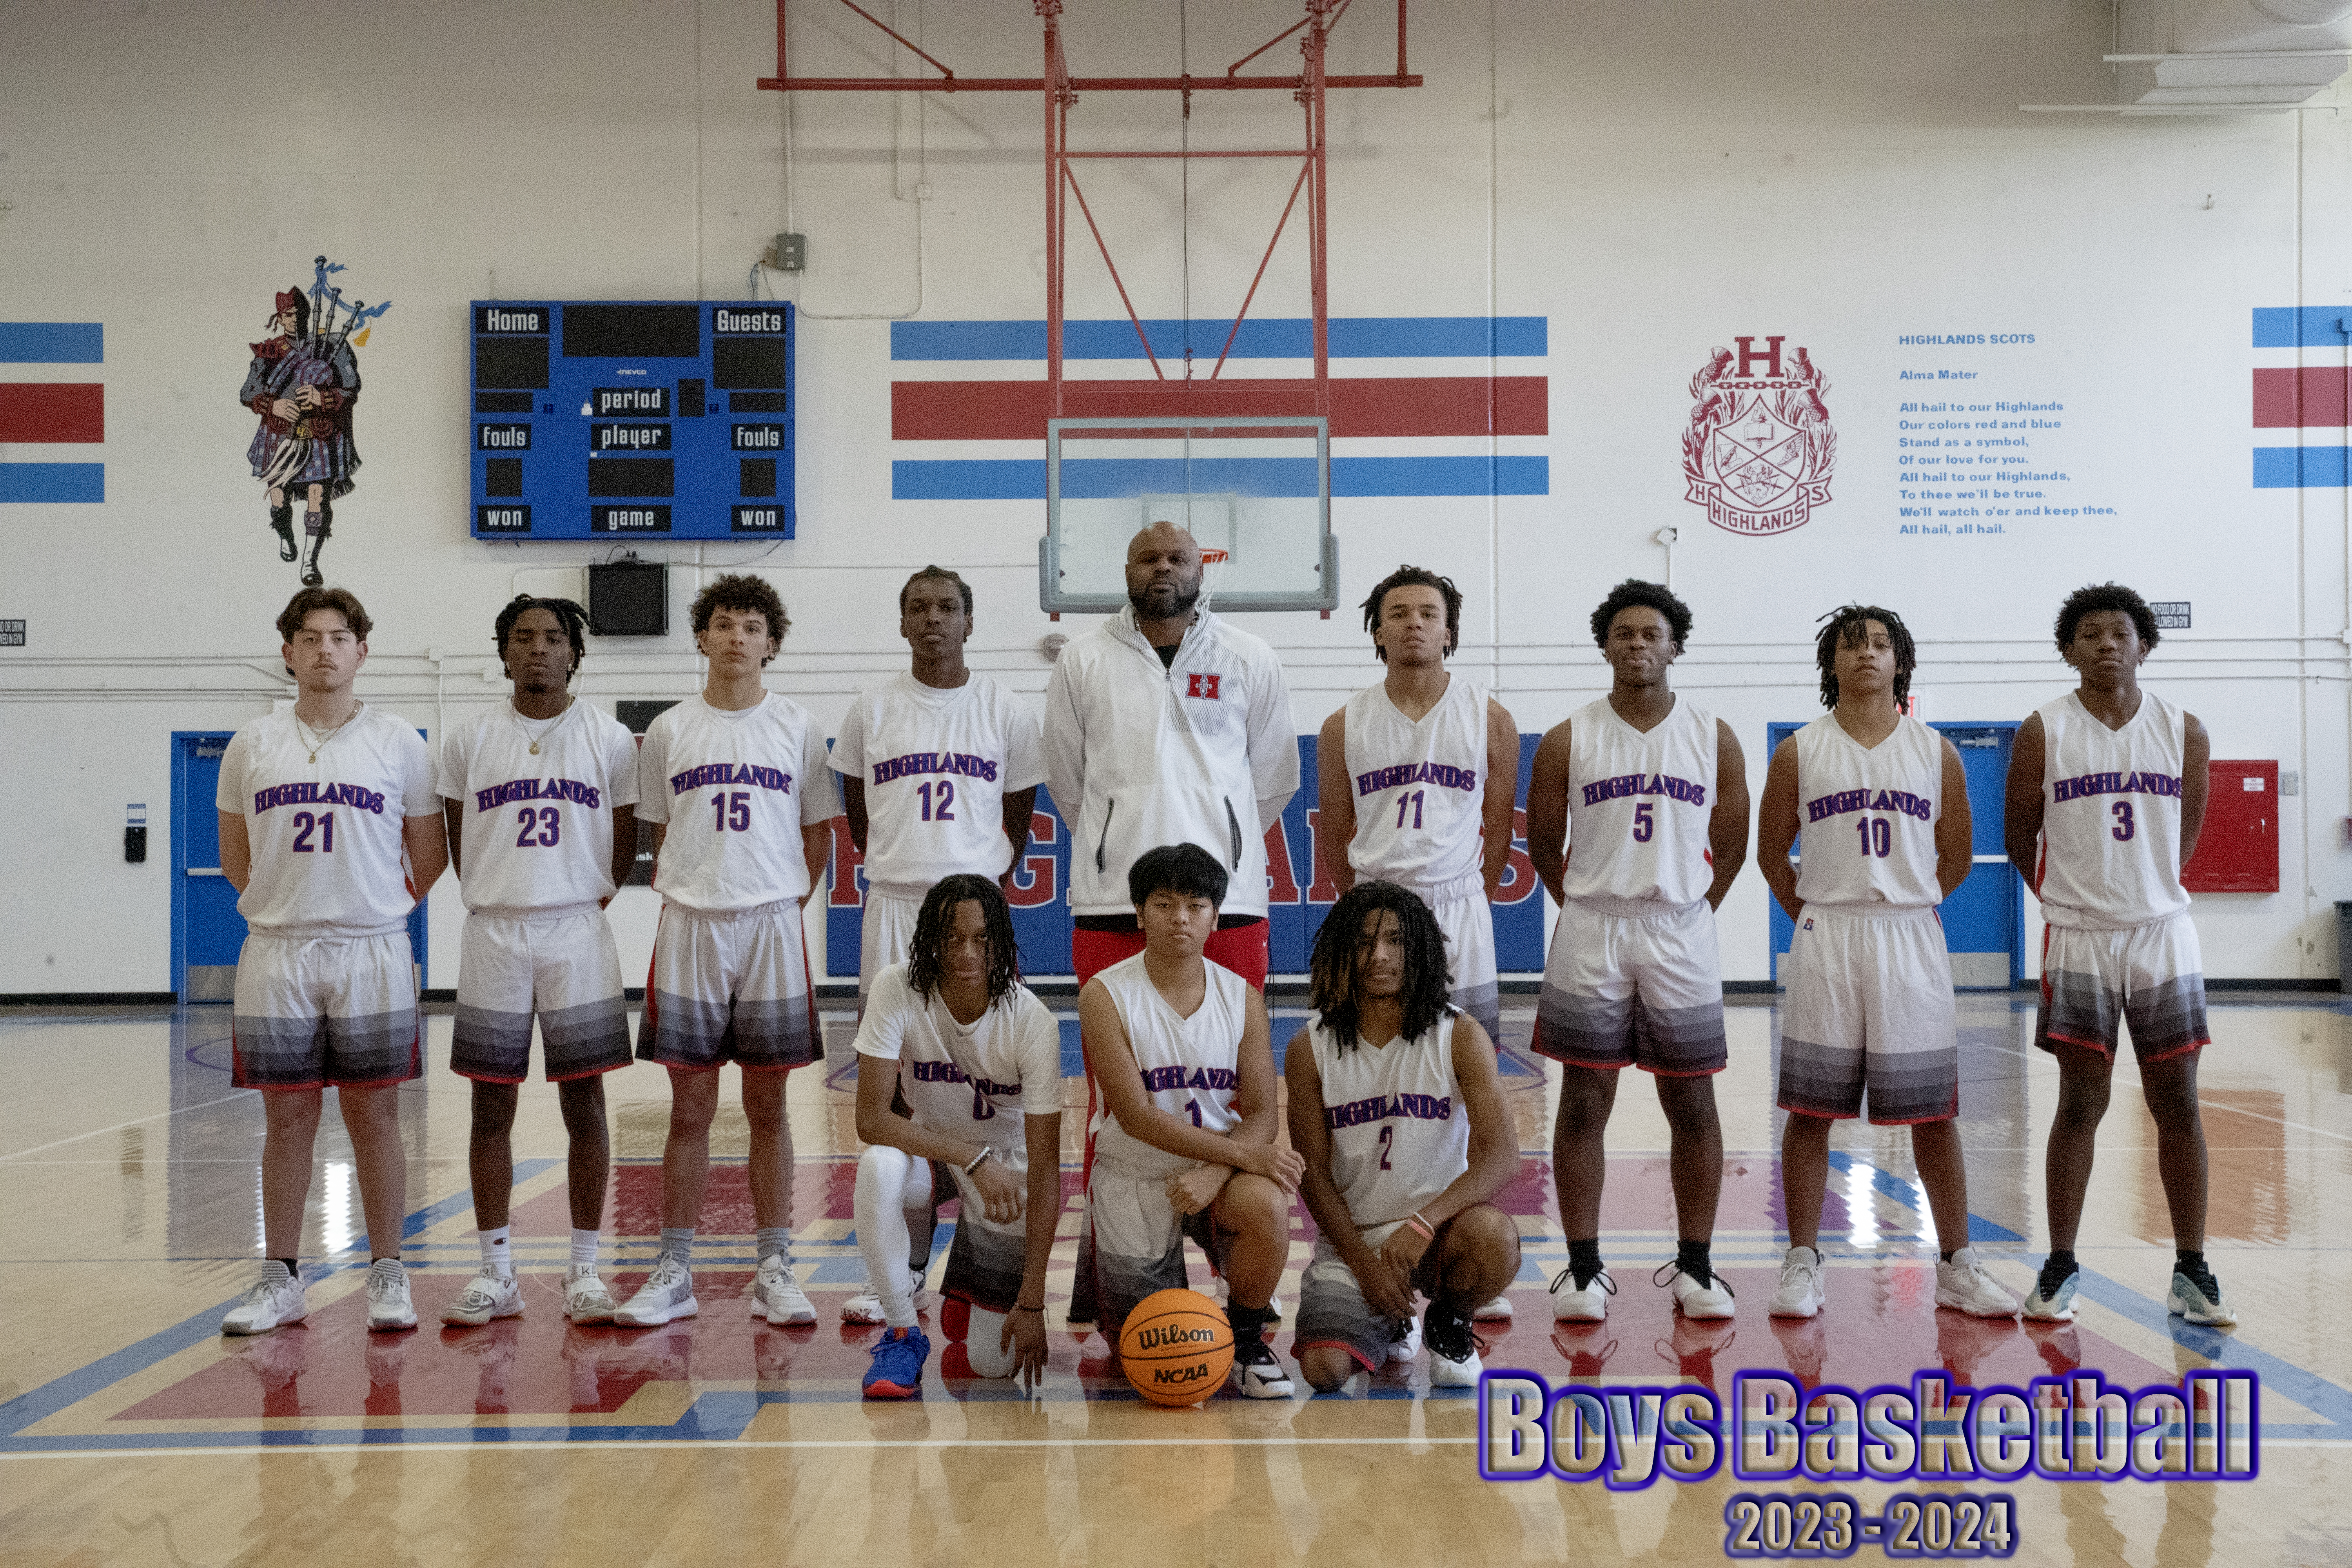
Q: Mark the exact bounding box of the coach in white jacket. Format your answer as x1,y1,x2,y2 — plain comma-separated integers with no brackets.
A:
1044,521,1299,989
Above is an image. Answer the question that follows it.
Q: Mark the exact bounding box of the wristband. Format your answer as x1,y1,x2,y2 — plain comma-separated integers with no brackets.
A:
1405,1211,1436,1241
964,1145,995,1175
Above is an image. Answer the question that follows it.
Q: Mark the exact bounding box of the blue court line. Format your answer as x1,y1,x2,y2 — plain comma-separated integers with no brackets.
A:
0,1159,559,1446
0,322,103,362
892,316,1547,361
1822,1149,2024,1246
2254,446,2350,488
2252,307,2351,348
891,455,1549,501
0,463,104,503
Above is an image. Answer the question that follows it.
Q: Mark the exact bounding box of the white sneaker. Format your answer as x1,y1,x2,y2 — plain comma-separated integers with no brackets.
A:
442,1269,525,1327
751,1254,817,1326
1425,1305,1485,1387
1934,1247,2019,1318
1549,1267,1616,1323
1769,1247,1826,1319
1384,1315,1423,1364
1230,1338,1295,1399
841,1272,927,1325
564,1270,619,1325
365,1259,417,1332
2167,1267,2238,1327
2022,1261,2080,1323
615,1256,698,1327
1660,1262,1736,1321
221,1263,307,1335
1472,1294,1514,1322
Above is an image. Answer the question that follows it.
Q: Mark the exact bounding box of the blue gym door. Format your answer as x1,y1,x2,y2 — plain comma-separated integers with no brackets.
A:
1765,720,2024,990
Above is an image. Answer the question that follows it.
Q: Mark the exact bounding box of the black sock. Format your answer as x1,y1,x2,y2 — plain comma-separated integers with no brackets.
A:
2038,1249,2078,1291
1675,1240,1713,1288
1569,1238,1604,1289
1226,1301,1269,1347
273,1257,299,1279
2176,1248,2208,1275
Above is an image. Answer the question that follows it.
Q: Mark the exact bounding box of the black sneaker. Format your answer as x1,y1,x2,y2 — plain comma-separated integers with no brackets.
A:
1423,1301,1485,1388
1230,1336,1294,1399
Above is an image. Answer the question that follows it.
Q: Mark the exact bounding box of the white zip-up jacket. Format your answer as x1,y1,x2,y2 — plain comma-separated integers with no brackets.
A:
1043,604,1299,918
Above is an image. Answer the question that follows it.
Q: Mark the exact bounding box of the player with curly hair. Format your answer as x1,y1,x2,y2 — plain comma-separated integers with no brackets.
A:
617,573,844,1330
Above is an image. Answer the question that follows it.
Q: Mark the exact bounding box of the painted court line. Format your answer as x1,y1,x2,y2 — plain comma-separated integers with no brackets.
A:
0,1090,256,1162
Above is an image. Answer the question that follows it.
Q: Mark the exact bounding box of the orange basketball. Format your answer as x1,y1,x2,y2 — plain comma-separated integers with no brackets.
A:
1118,1288,1234,1407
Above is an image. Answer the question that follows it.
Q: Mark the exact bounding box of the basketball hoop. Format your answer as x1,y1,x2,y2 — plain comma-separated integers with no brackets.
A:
1198,546,1229,607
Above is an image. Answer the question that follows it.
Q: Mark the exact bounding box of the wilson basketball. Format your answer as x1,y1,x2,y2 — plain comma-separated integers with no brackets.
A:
1118,1288,1234,1408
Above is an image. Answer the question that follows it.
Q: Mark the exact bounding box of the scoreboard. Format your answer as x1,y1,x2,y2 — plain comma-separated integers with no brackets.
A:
468,300,795,541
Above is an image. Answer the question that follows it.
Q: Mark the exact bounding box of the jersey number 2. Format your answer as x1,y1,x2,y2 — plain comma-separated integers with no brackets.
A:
1377,1123,1394,1171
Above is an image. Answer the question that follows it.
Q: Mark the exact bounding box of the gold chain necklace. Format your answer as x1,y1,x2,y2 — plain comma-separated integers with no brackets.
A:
294,703,361,764
510,695,575,756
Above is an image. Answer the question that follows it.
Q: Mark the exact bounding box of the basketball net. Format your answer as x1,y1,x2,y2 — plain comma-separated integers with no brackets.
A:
1199,546,1228,610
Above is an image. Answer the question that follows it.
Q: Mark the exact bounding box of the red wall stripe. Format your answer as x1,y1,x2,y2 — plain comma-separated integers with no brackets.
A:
891,377,1547,441
0,383,103,443
2253,367,2350,429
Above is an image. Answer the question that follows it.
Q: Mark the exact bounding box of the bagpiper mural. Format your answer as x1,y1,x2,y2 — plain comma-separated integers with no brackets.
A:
240,256,391,585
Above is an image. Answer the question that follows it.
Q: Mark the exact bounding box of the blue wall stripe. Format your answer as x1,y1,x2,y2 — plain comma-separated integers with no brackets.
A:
0,463,104,503
891,316,1547,361
892,454,1548,500
2254,446,2350,488
0,321,103,363
2252,307,2351,348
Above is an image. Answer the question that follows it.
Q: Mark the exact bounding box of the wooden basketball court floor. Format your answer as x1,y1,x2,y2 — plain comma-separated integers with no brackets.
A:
4,994,2350,1566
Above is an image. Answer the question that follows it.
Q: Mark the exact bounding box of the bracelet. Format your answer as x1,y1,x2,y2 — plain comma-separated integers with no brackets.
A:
1013,1303,1047,1314
1405,1211,1436,1241
964,1145,995,1175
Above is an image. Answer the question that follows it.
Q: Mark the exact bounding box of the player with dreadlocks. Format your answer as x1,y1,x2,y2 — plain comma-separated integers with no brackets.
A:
1757,604,2017,1323
1286,881,1522,1392
435,595,642,1327
850,875,1065,1397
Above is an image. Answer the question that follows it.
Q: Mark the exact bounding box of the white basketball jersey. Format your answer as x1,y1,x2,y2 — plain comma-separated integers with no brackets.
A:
1343,676,1488,896
1791,713,1944,911
438,701,642,913
830,673,1047,902
636,693,842,911
852,963,1064,1164
215,706,439,938
1560,695,1718,911
1308,1016,1470,1230
2035,690,2191,931
1087,952,1247,1178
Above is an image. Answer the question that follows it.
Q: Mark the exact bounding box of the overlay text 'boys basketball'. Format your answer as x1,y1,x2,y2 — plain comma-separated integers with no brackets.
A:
216,586,448,1336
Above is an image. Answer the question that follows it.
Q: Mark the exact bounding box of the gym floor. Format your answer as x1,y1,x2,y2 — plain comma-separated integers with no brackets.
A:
4,993,2348,1566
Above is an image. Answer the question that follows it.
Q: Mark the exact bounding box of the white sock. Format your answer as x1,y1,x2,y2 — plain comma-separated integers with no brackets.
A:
478,1226,513,1279
856,1146,929,1330
964,1305,1017,1378
570,1229,600,1275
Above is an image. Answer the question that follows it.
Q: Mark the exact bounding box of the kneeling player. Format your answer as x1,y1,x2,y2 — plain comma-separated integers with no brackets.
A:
851,876,1063,1398
1759,605,2014,1322
1288,882,1522,1391
1075,844,1304,1399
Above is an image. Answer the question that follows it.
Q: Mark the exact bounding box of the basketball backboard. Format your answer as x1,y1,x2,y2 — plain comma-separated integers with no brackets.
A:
1038,415,1337,615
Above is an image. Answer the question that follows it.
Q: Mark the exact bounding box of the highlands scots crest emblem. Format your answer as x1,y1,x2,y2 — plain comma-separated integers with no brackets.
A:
1682,336,1835,536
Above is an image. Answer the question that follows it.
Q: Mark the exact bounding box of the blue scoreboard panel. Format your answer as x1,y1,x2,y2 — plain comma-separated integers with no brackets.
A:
468,300,794,541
